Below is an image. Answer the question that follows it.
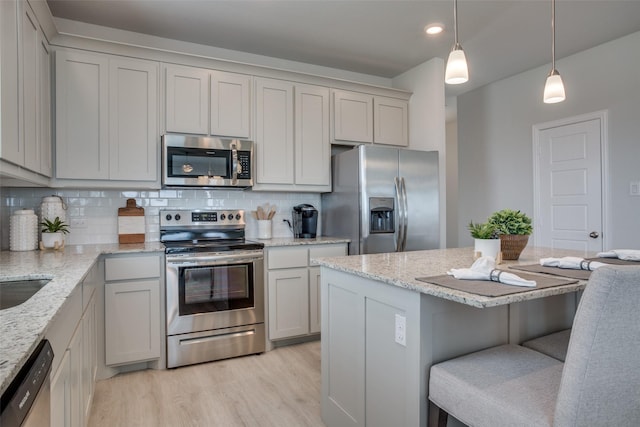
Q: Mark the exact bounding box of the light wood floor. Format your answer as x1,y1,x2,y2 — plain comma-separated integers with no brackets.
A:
88,341,325,427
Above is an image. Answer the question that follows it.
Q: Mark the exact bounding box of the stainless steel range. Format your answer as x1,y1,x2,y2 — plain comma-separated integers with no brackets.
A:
161,209,265,368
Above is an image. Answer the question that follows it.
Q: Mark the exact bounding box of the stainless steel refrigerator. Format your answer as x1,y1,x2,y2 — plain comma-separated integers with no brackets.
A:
322,145,439,255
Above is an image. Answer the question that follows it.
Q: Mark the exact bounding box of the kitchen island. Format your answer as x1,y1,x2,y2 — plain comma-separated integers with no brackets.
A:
314,246,592,427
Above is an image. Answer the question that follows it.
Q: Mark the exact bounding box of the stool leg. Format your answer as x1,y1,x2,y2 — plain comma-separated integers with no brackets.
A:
428,400,449,427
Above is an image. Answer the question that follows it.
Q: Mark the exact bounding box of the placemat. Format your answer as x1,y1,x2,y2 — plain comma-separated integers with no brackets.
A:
508,264,592,280
415,273,577,297
585,257,640,265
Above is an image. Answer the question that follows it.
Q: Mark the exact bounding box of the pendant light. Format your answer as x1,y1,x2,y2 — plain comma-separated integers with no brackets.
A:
445,0,469,84
543,0,566,103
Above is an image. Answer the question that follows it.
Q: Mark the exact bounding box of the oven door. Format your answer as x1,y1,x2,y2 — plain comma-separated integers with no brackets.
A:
166,251,264,336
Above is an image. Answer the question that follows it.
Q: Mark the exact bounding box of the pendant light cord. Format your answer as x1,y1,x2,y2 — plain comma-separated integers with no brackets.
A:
453,0,459,47
551,0,556,70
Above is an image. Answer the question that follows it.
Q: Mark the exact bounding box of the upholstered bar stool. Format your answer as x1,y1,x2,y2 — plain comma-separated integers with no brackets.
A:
522,328,571,361
428,266,640,427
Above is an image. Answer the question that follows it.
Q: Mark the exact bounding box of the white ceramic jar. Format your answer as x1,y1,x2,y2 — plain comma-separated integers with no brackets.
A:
40,195,67,223
10,209,39,251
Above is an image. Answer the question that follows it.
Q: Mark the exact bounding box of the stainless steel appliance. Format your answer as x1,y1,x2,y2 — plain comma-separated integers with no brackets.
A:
1,340,53,427
292,204,318,238
161,209,265,368
322,145,439,255
162,134,253,188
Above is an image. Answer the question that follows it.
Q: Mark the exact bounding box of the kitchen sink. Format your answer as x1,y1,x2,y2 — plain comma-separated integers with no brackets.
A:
0,279,51,310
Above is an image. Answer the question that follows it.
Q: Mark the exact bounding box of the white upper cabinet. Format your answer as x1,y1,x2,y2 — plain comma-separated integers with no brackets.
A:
109,58,158,181
254,78,330,192
0,0,51,177
332,89,409,147
165,64,252,139
165,64,209,135
56,49,159,184
333,90,374,143
211,70,252,138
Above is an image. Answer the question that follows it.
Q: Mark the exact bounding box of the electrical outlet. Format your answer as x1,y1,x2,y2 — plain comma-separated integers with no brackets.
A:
630,181,640,196
395,314,406,347
71,218,88,229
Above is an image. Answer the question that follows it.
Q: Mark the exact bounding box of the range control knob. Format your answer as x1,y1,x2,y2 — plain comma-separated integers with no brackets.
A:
235,214,242,220
220,214,226,220
174,214,181,221
165,214,172,221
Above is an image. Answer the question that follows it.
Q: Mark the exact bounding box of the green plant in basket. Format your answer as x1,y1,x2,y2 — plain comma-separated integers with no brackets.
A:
40,216,70,234
468,221,499,239
487,209,532,235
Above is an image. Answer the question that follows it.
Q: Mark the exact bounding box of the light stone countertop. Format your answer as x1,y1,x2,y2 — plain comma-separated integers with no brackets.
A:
259,236,351,247
313,246,595,309
0,242,164,395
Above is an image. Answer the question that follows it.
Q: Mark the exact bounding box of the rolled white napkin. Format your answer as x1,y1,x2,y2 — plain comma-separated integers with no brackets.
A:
596,249,640,261
540,256,606,270
447,256,536,288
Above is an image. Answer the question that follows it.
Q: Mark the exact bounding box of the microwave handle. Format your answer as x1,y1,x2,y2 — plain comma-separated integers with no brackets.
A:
232,148,240,181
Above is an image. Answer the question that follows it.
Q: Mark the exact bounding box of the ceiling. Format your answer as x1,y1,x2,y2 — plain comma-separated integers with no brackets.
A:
46,0,640,96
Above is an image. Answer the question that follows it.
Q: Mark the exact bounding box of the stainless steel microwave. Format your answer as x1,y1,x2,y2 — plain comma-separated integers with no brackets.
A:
162,134,253,188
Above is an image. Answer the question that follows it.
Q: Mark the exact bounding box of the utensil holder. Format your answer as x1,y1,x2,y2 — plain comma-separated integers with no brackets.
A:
257,220,272,239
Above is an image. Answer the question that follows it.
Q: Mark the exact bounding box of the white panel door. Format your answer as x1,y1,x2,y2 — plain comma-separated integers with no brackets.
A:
165,64,209,135
374,96,408,147
536,117,603,252
210,71,251,138
21,2,39,172
295,84,330,186
268,268,309,340
333,89,373,143
255,78,294,185
37,34,51,177
109,57,158,181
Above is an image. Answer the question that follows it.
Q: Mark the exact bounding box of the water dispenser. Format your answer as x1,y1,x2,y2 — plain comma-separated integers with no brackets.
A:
369,197,394,233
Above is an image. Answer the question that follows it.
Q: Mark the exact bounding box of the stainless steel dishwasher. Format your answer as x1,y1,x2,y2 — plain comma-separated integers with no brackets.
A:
1,340,53,427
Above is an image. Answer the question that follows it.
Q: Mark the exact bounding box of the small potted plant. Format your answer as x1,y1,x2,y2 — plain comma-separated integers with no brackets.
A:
487,209,533,260
40,216,69,249
468,221,501,259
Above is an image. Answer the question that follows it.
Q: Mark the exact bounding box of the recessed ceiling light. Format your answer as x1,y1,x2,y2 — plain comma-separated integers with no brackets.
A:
424,24,444,35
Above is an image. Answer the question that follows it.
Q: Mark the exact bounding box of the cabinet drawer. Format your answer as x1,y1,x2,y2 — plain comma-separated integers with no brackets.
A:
267,247,308,269
309,244,347,259
104,255,160,281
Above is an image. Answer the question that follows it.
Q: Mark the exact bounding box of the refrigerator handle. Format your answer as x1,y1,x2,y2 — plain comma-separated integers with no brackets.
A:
401,177,409,251
394,177,403,252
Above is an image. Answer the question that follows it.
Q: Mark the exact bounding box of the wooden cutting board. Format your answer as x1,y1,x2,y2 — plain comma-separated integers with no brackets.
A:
118,198,145,244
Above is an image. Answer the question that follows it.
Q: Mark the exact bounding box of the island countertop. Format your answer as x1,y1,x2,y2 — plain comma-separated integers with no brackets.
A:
313,246,595,308
0,243,163,395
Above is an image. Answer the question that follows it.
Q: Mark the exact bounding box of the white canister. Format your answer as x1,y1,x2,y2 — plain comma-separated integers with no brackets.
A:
257,220,272,239
40,195,67,223
10,209,39,251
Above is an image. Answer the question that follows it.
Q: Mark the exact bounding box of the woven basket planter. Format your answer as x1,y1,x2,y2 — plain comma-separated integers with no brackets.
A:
499,234,529,260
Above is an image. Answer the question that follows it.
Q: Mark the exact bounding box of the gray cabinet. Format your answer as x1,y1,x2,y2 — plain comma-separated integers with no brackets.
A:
104,254,162,366
0,0,51,179
55,50,159,185
332,89,408,147
254,78,331,192
165,64,252,138
266,243,347,341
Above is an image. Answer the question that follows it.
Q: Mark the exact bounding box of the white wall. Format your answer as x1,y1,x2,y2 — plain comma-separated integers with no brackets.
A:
1,188,320,249
392,58,447,248
457,31,640,249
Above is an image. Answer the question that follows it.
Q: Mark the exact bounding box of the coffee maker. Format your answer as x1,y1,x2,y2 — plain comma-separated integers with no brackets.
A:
292,204,318,238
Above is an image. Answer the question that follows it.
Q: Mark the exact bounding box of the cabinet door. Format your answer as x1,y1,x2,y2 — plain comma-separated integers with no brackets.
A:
69,323,83,427
333,90,373,143
295,84,330,186
0,0,20,164
211,71,251,138
255,78,294,185
374,96,409,147
37,34,51,176
50,349,71,427
56,50,109,179
21,2,39,172
309,266,322,334
165,64,209,134
81,296,97,423
105,279,161,365
268,268,309,340
109,58,158,181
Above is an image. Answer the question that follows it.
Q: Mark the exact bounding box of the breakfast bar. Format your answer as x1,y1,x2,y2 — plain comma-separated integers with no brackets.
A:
314,246,592,427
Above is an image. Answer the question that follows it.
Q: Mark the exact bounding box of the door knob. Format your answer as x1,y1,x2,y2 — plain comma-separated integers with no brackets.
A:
589,231,599,239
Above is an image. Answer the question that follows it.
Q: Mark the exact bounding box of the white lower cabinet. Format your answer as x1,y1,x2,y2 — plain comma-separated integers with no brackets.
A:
266,243,347,341
104,254,162,366
48,261,99,427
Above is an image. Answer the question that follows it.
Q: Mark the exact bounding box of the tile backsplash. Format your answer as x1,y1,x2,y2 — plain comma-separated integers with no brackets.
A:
0,187,321,250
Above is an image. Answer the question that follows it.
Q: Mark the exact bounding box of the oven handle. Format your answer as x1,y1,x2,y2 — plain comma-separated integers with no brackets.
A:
166,252,263,266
